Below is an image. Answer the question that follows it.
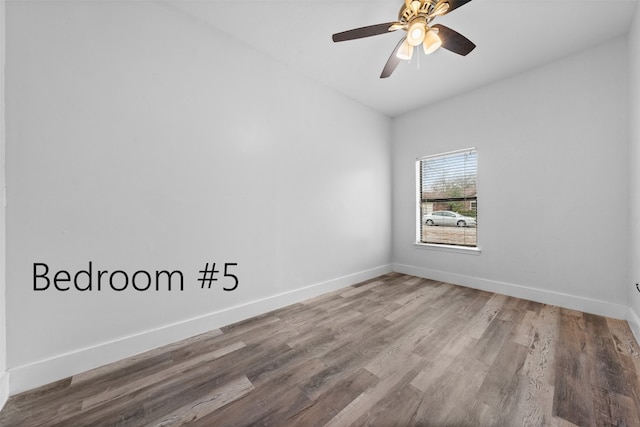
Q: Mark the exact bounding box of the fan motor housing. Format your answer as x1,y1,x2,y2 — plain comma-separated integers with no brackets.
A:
398,0,447,23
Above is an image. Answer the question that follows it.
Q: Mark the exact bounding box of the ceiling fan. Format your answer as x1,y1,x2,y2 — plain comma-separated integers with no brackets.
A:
332,0,476,78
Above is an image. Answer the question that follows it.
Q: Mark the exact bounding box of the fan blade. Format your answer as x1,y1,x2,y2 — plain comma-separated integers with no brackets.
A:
332,22,397,42
437,0,473,15
432,24,476,56
380,38,406,79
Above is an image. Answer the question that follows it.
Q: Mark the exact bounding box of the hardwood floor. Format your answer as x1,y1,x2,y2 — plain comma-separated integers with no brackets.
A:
1,272,639,426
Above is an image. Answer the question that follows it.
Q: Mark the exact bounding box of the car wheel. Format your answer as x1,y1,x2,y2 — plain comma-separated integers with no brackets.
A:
457,220,466,227
426,219,434,226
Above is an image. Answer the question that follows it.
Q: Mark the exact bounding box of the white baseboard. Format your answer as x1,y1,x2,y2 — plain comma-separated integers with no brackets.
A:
0,371,8,411
393,263,628,320
9,264,392,395
628,306,640,345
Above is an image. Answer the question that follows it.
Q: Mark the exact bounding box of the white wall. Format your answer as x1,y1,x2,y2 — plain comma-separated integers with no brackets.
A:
629,2,640,339
0,0,8,411
4,1,391,393
392,38,629,318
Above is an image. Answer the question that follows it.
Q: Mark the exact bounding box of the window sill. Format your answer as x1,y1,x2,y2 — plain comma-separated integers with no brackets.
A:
414,242,482,255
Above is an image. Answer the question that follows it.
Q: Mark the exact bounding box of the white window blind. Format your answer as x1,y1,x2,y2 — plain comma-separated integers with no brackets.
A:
417,148,478,247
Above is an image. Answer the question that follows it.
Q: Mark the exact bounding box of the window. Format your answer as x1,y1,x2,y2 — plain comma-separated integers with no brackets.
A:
417,148,477,248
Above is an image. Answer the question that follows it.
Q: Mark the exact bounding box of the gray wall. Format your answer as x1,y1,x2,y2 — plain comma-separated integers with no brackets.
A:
392,37,630,317
629,3,640,337
4,1,392,392
0,0,8,409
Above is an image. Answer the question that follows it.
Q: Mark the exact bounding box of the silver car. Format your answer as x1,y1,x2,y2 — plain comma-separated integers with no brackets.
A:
423,211,477,227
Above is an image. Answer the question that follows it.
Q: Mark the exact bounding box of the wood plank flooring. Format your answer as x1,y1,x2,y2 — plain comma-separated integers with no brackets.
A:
1,272,640,426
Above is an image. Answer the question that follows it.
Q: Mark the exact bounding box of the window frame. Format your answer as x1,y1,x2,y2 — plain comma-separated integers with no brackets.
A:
414,148,481,255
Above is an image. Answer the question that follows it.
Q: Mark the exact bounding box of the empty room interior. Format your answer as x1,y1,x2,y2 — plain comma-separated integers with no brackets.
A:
1,0,640,425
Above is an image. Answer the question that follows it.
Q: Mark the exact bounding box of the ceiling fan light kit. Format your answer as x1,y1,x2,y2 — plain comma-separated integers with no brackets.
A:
407,17,427,46
423,29,442,54
332,0,476,78
397,39,414,61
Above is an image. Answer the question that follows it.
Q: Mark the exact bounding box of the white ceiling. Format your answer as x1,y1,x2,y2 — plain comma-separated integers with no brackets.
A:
169,0,638,117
